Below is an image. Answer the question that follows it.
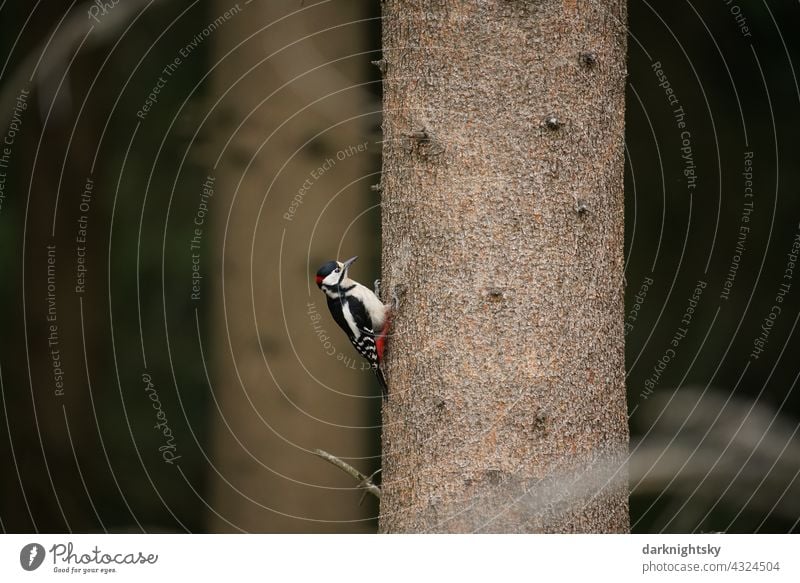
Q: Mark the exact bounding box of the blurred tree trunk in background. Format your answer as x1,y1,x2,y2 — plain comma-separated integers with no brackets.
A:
379,0,629,532
207,0,380,532
0,2,107,532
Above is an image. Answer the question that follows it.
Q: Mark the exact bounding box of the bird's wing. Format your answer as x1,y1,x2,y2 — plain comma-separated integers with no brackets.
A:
345,295,377,338
345,296,381,365
326,296,352,337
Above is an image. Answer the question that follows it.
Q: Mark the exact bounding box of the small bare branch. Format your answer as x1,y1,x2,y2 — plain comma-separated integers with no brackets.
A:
314,449,381,499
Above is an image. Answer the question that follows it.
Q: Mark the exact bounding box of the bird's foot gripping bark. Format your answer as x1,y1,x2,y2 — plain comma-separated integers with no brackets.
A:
375,278,401,311
390,283,406,311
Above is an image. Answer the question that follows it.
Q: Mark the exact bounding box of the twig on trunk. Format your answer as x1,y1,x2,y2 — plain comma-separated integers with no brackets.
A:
314,449,381,500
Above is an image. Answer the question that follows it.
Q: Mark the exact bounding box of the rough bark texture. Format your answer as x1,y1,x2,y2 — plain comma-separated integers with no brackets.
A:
208,0,379,532
379,0,629,533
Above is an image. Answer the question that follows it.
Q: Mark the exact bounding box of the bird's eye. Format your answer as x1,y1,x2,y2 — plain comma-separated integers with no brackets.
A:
334,268,340,273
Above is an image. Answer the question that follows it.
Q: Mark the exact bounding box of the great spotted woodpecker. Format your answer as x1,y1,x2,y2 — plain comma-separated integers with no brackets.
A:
315,256,391,398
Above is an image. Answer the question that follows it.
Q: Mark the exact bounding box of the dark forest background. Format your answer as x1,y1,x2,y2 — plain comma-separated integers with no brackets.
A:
0,0,798,533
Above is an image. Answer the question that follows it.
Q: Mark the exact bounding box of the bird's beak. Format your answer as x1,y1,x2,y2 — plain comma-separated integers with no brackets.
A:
341,256,358,274
337,256,357,284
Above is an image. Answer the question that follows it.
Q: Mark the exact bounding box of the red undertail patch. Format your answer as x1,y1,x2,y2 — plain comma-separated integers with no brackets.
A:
376,312,392,361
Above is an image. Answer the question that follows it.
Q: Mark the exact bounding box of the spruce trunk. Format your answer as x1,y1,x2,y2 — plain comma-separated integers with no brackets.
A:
379,0,629,533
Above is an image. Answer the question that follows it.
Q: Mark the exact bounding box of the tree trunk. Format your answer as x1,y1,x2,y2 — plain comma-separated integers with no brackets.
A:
207,0,380,532
0,5,110,532
379,0,629,533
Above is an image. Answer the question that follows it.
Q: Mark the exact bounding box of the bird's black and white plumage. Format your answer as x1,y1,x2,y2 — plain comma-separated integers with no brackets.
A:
315,256,391,397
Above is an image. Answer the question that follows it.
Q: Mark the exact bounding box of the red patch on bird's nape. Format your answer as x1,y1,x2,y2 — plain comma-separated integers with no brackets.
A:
315,275,324,286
